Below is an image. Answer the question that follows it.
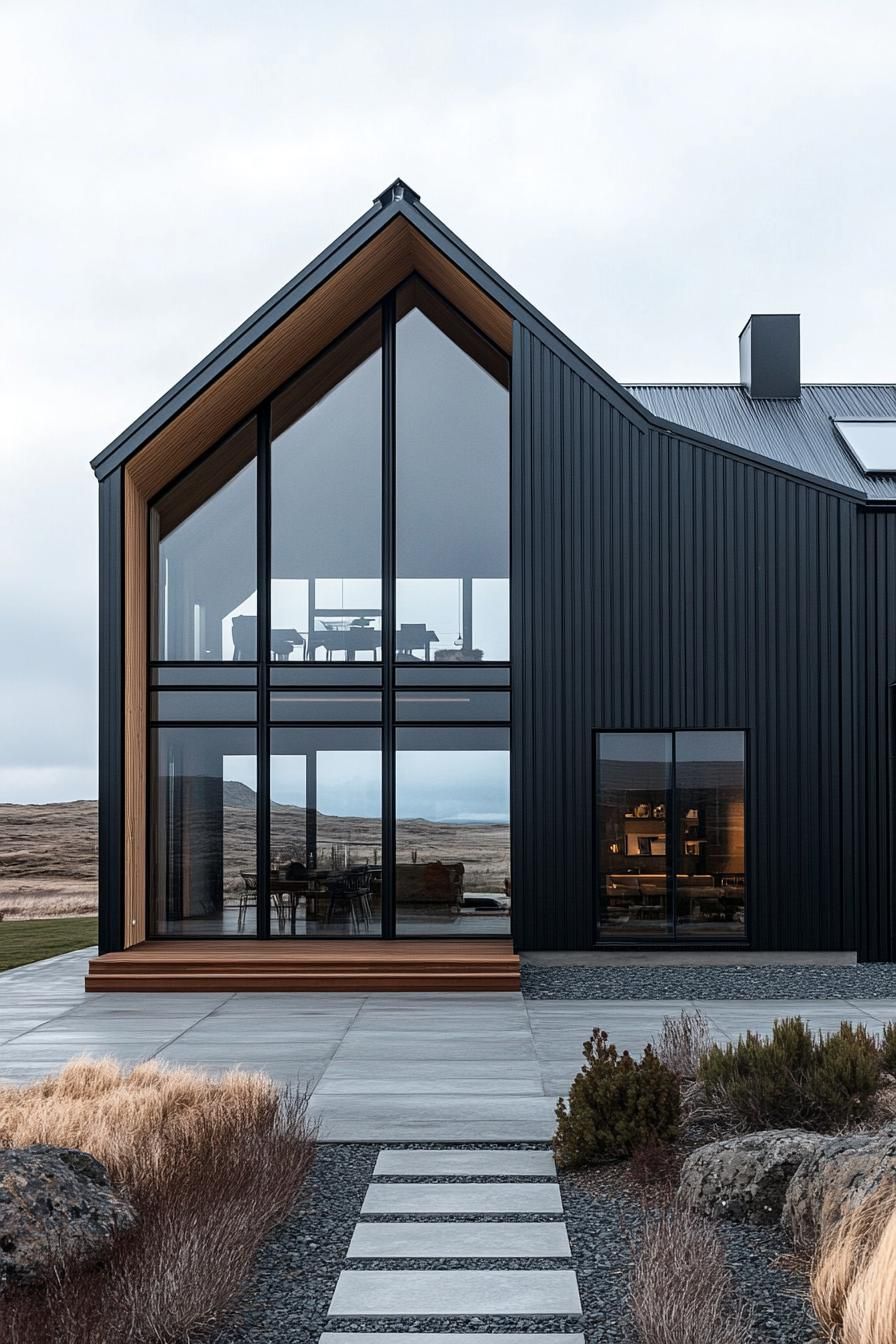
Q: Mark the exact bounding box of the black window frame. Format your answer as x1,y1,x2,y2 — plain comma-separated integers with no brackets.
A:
144,278,511,940
593,727,749,946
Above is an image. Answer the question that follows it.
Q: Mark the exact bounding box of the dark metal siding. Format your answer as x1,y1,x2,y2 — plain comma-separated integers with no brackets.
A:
858,510,896,960
627,383,896,502
97,468,124,954
512,324,868,954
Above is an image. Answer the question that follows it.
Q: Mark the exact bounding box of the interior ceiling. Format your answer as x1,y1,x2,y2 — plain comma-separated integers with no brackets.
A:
126,217,514,503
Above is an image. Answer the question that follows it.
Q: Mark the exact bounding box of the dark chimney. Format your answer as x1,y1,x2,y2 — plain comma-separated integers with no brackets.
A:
739,314,800,399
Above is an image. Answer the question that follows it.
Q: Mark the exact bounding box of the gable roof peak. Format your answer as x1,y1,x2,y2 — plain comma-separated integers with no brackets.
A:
374,177,420,208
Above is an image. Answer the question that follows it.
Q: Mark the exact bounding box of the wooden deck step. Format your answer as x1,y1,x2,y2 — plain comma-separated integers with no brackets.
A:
85,939,520,993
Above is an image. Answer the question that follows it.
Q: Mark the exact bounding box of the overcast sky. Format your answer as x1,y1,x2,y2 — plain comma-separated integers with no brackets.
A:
1,0,895,803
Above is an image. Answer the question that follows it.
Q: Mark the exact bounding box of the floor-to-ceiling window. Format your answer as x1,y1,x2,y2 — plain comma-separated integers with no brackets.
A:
150,724,257,935
395,726,510,936
270,314,382,662
151,419,258,662
596,730,746,940
147,279,510,938
395,280,509,662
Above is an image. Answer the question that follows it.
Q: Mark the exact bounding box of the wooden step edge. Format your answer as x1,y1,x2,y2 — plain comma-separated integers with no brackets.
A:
85,973,521,993
86,961,519,978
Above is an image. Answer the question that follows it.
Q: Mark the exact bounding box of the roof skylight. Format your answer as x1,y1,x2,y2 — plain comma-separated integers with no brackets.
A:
834,419,896,474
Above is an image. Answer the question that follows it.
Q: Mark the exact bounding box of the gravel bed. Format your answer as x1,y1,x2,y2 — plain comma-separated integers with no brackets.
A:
212,1140,820,1342
523,962,896,1000
213,1142,376,1344
564,1165,820,1344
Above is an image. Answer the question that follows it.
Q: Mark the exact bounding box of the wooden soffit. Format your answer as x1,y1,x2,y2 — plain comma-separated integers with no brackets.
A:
126,217,513,500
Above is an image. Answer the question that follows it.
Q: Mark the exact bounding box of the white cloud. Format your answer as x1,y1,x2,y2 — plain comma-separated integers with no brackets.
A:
1,0,894,800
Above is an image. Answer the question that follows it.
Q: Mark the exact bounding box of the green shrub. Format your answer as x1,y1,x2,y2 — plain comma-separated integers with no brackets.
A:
698,1017,881,1131
553,1029,680,1169
881,1022,896,1076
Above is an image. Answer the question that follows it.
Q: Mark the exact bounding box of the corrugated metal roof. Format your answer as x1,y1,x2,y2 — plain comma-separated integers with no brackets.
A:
625,383,896,501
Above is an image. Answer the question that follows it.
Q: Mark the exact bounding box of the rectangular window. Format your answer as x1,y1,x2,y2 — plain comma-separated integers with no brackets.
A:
151,420,258,662
269,726,382,937
395,726,510,937
395,691,510,722
151,691,257,722
395,280,509,663
596,730,745,941
150,726,257,935
674,731,746,939
270,315,382,662
270,692,382,723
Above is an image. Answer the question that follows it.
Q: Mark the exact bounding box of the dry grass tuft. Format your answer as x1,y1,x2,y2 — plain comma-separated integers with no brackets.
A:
651,1010,714,1080
629,1204,754,1344
811,1179,896,1343
0,1058,315,1343
629,1138,683,1202
0,892,98,920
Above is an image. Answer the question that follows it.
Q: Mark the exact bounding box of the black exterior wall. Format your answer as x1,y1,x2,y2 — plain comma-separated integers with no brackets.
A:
97,467,125,955
859,509,896,961
511,323,895,960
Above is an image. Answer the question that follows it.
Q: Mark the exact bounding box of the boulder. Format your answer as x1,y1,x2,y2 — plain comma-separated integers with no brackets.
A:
782,1129,896,1246
0,1145,136,1288
679,1129,829,1224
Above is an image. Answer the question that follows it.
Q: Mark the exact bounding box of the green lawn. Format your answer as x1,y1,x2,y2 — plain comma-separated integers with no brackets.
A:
0,916,98,972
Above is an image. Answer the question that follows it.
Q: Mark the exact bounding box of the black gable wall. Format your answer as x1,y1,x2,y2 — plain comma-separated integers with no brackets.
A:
511,322,895,959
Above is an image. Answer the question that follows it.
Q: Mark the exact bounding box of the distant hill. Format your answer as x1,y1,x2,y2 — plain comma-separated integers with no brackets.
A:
0,789,510,920
0,799,97,919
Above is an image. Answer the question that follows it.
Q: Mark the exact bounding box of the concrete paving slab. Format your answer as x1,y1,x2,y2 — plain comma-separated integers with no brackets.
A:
373,1149,556,1176
316,1061,543,1095
361,1182,563,1214
328,1268,582,1316
842,1000,896,1020
158,1037,341,1057
309,1096,557,1142
347,1221,571,1258
331,1032,537,1061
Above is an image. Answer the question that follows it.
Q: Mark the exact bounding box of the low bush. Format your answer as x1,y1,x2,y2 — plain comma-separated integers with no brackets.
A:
554,1030,680,1169
698,1017,881,1131
811,1179,896,1344
651,1009,713,1079
628,1205,754,1344
0,1058,315,1343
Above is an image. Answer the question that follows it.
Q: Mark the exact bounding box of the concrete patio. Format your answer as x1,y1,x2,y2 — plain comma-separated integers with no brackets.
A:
2,948,896,1140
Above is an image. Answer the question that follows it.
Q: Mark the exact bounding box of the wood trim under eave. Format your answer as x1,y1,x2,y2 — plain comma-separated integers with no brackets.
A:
126,218,512,501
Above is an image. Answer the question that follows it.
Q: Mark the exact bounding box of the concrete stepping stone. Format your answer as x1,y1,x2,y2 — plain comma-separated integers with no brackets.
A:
374,1148,556,1176
361,1181,563,1214
323,1336,585,1343
348,1220,571,1258
328,1268,582,1316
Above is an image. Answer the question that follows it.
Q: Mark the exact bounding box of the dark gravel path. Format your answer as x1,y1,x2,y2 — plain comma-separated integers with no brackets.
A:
212,1142,819,1342
522,962,896,1000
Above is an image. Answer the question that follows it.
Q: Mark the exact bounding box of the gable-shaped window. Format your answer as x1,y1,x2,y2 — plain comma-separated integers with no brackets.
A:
146,276,511,941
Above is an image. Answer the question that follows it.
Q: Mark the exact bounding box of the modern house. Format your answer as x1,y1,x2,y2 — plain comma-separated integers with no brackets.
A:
87,180,896,990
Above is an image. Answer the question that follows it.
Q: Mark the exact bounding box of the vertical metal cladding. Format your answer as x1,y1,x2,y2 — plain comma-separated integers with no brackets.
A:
98,467,125,954
512,324,871,955
858,510,896,961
